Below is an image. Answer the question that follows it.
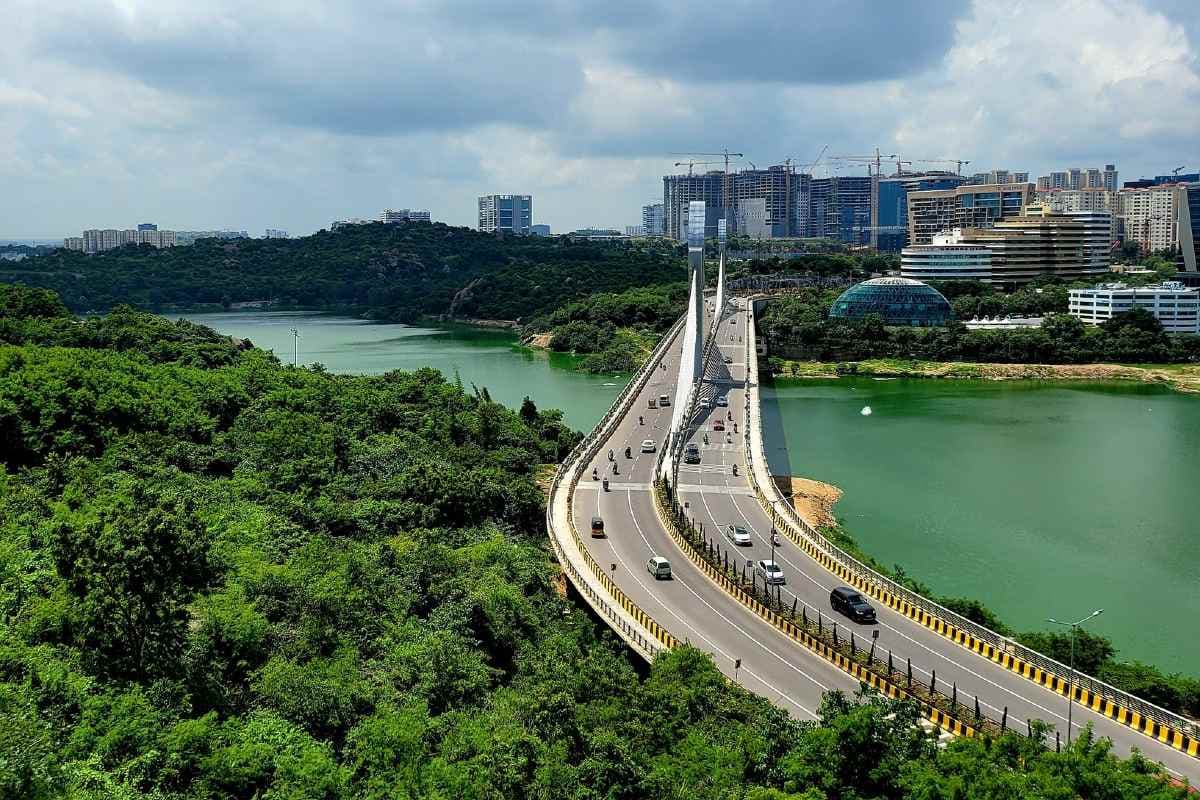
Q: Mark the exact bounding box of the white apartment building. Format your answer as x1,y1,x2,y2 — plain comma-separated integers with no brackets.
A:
380,208,431,224
63,237,84,251
1118,185,1183,253
1069,281,1199,333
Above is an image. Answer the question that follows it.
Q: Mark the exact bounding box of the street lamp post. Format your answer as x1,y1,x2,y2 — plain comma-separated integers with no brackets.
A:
1047,608,1103,746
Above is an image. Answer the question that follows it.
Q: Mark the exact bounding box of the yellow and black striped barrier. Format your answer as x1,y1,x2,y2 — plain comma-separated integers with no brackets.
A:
651,483,980,740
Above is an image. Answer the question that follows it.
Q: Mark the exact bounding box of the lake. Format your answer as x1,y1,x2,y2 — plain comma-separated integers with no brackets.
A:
762,376,1200,673
178,311,627,431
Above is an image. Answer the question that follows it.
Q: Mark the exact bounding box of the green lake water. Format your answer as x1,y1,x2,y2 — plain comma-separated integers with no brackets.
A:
179,312,627,431
183,312,1196,673
761,377,1199,673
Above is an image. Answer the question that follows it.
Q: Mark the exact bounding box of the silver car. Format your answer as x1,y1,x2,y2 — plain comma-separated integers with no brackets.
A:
725,525,752,546
755,559,785,585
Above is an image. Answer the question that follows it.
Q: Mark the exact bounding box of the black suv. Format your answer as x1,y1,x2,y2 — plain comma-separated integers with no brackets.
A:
684,444,701,464
830,586,876,623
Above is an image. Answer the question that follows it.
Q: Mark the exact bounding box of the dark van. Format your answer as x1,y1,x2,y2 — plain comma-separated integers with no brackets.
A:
590,516,605,538
830,586,876,623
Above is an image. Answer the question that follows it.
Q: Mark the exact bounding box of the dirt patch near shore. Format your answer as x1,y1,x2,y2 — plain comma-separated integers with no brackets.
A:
772,476,843,529
523,332,554,349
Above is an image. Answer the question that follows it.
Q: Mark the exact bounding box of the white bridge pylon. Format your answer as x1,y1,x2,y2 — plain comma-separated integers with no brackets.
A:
661,202,727,480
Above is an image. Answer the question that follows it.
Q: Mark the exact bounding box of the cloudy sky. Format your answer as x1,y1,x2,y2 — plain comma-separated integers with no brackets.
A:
3,0,1199,239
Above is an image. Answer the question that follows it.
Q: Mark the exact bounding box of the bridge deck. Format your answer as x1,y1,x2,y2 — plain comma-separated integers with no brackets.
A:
568,299,1199,783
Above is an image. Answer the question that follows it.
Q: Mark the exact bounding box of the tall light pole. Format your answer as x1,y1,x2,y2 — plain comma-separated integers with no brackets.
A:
1047,608,1103,746
290,328,300,366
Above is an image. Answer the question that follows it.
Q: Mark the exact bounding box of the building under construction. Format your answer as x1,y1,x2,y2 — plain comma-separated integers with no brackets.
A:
662,164,814,241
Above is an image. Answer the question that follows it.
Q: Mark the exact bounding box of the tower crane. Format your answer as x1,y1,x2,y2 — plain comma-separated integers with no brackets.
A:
674,160,724,177
1171,166,1187,177
829,148,895,177
912,158,971,175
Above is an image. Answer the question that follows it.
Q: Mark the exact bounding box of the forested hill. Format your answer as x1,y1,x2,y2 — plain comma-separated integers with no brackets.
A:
2,222,685,322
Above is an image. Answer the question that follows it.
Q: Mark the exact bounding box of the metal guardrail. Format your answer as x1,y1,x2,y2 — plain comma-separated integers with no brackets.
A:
740,296,1200,742
545,314,689,659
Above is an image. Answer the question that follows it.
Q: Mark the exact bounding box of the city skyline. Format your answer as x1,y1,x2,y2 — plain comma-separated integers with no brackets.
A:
3,1,1200,238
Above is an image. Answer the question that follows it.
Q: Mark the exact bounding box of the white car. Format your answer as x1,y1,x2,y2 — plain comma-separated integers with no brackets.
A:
755,559,786,585
640,439,656,453
725,525,752,546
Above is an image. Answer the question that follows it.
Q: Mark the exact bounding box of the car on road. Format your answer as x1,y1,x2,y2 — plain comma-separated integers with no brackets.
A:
713,420,725,431
830,586,876,623
646,556,672,579
640,439,656,453
723,355,733,364
754,559,785,585
716,396,728,407
648,398,657,409
590,516,605,537
725,525,752,546
658,394,671,407
684,448,701,464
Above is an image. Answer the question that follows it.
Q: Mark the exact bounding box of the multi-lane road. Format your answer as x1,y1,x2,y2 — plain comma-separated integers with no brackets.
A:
569,298,1199,782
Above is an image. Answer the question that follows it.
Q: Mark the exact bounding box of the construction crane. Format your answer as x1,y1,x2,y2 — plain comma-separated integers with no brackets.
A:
912,158,971,175
1172,166,1187,177
674,160,724,177
829,148,895,177
669,149,745,232
893,158,913,175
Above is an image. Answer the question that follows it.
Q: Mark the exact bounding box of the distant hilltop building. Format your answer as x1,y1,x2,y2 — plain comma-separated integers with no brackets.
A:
264,229,289,239
530,224,551,237
478,194,532,234
65,224,177,253
379,208,431,224
175,230,249,245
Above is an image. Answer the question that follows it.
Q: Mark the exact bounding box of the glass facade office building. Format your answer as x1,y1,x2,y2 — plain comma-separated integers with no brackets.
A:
830,277,953,327
478,195,533,234
877,174,967,251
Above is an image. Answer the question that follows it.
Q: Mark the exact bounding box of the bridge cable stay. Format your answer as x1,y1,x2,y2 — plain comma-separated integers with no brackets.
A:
662,201,707,480
712,218,728,332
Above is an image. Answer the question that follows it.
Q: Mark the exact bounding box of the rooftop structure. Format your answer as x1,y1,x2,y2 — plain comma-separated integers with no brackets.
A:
829,277,952,326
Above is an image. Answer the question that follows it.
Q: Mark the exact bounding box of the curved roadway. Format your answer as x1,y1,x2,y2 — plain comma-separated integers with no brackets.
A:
570,298,1199,782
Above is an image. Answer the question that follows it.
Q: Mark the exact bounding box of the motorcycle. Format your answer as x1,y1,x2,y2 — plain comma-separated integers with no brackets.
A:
732,464,738,476
771,532,782,547
592,467,598,480
624,446,631,459
602,477,610,492
639,416,644,425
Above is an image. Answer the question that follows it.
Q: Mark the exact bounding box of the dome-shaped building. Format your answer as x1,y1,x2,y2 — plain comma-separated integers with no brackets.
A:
829,277,953,327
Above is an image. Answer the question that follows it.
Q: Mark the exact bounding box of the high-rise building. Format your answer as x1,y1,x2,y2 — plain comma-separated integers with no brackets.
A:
907,182,1035,245
137,223,158,232
1103,164,1119,191
876,172,968,251
1036,188,1118,248
642,202,665,237
1037,176,1051,191
663,171,725,240
809,176,872,245
78,225,176,252
625,225,646,236
1118,184,1184,254
663,164,809,241
901,204,1108,284
530,224,551,237
478,195,532,234
1182,184,1200,272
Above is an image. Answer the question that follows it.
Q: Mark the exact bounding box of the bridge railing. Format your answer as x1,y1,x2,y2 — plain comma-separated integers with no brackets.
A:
546,314,689,659
741,297,1200,742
